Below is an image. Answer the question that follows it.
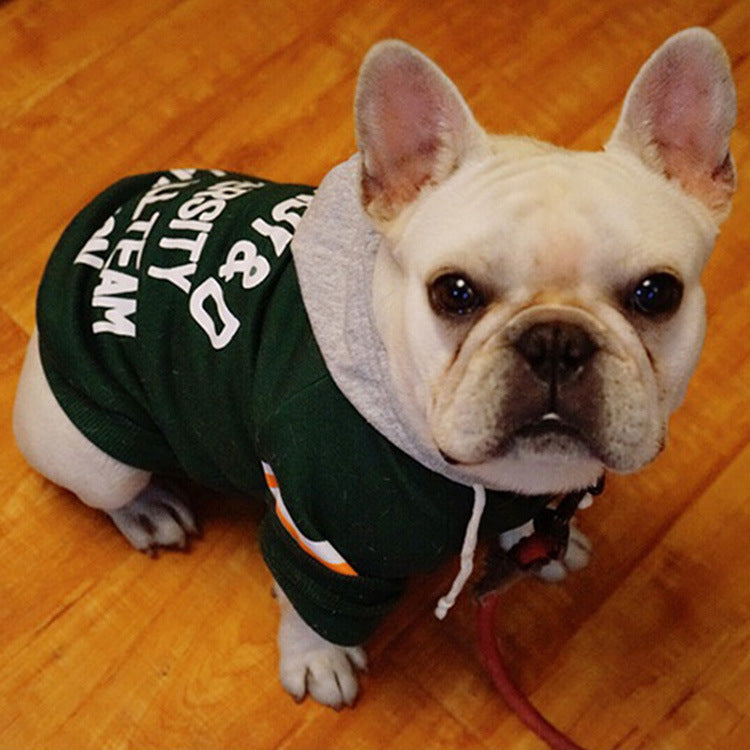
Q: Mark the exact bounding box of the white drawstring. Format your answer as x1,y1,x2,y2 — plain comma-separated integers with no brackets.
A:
434,484,487,620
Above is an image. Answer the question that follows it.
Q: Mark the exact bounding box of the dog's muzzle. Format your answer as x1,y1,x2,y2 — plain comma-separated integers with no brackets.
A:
431,303,660,474
503,318,603,448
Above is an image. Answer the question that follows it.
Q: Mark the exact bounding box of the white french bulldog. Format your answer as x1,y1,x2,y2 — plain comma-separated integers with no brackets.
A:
14,28,736,710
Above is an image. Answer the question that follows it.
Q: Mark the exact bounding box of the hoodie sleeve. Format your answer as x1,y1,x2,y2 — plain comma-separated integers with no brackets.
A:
260,505,405,646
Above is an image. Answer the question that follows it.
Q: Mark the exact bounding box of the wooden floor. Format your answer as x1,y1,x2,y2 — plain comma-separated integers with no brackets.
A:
1,1,748,748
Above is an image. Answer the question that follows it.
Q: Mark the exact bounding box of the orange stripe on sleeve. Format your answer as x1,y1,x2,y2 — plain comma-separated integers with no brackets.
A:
261,461,358,577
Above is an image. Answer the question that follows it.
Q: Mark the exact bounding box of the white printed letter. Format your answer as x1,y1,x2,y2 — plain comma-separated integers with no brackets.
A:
189,278,240,350
218,240,270,289
75,216,116,270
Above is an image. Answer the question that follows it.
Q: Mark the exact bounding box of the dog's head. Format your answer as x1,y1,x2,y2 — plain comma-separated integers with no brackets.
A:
355,29,736,494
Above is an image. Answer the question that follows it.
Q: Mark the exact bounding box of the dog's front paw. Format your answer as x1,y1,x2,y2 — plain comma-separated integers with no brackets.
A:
279,640,367,710
107,483,199,554
536,523,592,582
275,584,367,709
499,521,592,582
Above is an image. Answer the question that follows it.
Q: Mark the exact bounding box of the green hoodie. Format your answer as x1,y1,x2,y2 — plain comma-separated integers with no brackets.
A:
37,169,551,645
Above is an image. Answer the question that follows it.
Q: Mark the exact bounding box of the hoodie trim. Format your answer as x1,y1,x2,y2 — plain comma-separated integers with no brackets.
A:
291,155,483,488
263,461,358,577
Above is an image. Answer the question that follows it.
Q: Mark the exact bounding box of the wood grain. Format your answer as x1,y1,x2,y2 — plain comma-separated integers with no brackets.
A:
1,2,748,748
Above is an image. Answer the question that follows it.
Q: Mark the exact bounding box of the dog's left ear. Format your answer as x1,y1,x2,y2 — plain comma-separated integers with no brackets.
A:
355,40,488,223
607,27,737,223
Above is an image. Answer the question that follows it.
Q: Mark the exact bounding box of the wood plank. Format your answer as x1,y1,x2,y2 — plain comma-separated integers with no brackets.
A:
512,442,750,749
0,1,748,748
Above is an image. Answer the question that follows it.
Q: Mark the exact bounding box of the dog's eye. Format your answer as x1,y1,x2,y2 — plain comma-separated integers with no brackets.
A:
629,272,683,316
429,274,484,318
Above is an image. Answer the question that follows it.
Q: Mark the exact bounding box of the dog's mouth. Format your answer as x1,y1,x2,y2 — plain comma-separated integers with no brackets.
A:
508,411,596,457
439,413,597,467
515,412,585,441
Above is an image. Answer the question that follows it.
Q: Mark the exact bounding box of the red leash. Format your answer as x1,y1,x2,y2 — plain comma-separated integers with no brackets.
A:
475,481,603,750
477,591,585,750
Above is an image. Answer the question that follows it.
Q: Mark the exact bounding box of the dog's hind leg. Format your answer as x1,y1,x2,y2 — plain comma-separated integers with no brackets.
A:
13,330,151,512
107,482,199,553
13,330,197,552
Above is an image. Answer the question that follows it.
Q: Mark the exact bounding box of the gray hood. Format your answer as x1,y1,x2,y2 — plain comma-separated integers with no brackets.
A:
291,154,477,487
291,158,535,619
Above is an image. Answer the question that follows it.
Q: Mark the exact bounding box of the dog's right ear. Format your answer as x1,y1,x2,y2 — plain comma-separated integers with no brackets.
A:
355,40,488,224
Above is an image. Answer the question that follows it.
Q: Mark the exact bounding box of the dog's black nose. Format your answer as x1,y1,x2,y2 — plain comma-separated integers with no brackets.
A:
514,322,597,385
